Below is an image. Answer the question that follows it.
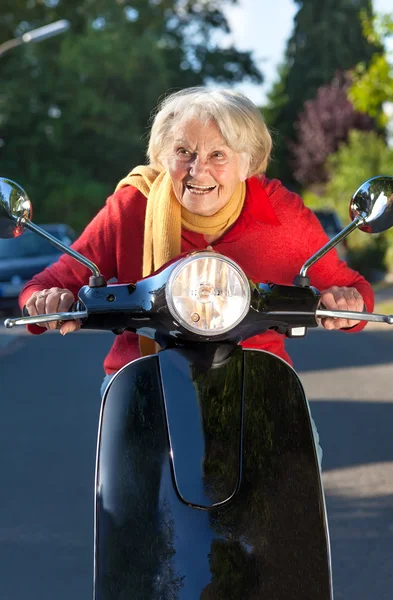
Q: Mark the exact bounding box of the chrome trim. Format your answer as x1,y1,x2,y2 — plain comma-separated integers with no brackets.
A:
20,217,102,278
4,310,88,328
299,215,365,277
316,309,393,325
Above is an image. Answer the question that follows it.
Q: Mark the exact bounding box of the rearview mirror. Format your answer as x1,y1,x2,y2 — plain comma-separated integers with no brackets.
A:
296,174,393,284
350,175,393,233
0,176,105,286
0,178,32,238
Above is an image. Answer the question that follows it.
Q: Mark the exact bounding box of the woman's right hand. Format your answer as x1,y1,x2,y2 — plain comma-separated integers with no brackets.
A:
25,288,81,335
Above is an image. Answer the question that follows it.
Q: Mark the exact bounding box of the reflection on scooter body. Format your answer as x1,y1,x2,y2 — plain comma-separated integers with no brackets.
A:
97,347,330,599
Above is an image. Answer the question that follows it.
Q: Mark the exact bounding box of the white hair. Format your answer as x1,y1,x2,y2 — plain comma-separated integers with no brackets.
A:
147,87,272,177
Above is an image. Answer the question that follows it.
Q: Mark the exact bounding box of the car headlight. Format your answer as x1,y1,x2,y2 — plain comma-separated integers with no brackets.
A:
166,252,250,336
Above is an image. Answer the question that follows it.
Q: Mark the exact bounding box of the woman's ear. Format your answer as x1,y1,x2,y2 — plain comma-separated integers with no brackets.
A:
239,154,250,182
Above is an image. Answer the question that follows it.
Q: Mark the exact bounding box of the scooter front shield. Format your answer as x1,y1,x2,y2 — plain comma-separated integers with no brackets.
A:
94,346,332,599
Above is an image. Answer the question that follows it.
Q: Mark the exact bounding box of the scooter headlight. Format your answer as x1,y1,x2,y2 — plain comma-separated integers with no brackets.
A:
166,252,250,336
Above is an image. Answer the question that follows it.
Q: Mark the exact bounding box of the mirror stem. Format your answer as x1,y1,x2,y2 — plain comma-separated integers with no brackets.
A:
19,217,107,286
299,214,366,279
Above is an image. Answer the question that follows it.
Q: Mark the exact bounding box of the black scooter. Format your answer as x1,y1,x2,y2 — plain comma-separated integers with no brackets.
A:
2,175,393,599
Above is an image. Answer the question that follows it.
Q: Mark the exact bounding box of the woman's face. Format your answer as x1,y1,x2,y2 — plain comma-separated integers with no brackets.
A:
165,119,248,216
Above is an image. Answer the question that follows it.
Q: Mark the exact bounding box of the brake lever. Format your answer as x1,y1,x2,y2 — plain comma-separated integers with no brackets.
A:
316,308,393,325
4,303,88,329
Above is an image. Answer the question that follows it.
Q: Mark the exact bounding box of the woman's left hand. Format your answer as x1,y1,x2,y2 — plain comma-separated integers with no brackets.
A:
320,286,365,330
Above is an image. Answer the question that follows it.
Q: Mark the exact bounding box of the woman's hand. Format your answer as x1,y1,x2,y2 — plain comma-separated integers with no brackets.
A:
320,286,364,330
25,288,81,335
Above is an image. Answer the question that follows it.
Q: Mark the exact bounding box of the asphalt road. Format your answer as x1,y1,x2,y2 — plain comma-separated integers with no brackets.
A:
1,324,393,599
287,324,393,600
0,328,113,600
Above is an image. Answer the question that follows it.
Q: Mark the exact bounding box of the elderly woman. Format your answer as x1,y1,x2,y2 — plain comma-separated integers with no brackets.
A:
21,86,373,382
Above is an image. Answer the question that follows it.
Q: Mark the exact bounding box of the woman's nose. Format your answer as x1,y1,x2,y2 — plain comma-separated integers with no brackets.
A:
189,155,208,177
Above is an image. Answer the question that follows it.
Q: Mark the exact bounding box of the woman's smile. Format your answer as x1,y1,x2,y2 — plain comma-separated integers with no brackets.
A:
185,182,217,195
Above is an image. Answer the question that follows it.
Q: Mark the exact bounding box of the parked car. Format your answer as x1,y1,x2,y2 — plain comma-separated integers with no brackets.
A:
313,209,348,261
0,223,77,314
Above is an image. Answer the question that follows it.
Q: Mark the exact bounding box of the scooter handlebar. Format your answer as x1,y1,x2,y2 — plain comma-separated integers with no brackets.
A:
4,295,393,330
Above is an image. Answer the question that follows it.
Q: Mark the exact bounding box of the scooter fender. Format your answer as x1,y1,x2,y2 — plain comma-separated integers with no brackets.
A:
94,346,333,599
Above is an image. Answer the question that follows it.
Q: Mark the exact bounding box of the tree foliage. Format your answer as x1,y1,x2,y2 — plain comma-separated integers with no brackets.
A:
291,72,374,187
324,129,393,278
326,129,393,222
264,0,379,186
349,12,393,127
0,0,262,230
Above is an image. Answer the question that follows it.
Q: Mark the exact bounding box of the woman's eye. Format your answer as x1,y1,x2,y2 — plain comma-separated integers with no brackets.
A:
212,152,225,160
176,147,190,156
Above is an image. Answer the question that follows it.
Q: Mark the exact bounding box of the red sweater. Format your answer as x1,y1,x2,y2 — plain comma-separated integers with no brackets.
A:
20,176,374,373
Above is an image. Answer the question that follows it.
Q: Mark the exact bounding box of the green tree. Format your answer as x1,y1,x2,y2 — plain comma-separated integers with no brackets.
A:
0,0,262,231
324,129,393,278
349,12,393,127
264,0,379,186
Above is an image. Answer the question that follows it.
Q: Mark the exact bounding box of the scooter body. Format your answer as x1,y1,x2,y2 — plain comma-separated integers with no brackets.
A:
94,345,332,599
3,175,393,600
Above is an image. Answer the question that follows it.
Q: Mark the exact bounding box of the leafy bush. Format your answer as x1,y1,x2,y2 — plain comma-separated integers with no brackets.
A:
347,235,388,282
349,11,393,127
307,129,393,277
325,129,393,223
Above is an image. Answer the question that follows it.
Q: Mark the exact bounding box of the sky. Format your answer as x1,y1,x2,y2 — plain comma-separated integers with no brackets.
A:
223,0,393,105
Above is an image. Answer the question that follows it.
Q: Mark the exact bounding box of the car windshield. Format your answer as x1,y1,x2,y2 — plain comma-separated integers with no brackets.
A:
0,231,61,259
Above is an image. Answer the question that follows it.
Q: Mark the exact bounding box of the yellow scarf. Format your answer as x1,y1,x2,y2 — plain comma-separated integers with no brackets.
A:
115,165,246,354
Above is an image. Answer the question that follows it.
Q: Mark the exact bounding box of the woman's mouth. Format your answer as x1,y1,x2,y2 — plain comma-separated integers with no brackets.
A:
185,183,216,195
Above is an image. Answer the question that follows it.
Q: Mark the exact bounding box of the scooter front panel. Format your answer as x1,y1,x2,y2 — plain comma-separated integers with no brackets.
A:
94,349,332,599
